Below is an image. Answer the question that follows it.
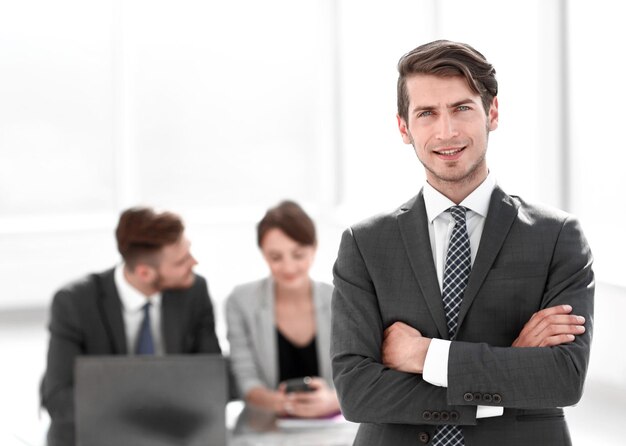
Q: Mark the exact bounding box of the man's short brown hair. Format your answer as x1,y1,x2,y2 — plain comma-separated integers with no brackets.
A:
397,39,498,123
257,200,316,248
115,207,184,269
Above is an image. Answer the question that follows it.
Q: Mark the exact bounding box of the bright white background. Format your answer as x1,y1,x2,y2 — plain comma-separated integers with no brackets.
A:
0,0,625,444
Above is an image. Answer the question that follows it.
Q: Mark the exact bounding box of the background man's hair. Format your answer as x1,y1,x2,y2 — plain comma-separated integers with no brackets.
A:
115,207,184,269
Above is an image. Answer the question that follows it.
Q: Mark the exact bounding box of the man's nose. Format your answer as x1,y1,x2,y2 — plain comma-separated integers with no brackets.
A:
436,113,458,139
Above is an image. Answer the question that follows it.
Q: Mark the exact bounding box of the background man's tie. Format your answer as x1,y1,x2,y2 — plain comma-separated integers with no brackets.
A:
135,302,155,355
432,206,471,446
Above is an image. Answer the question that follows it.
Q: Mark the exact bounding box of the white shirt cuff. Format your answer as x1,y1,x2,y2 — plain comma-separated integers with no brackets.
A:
476,405,504,418
423,338,450,387
423,338,503,419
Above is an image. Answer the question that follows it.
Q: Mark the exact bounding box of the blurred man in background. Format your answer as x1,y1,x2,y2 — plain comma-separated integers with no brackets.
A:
41,207,221,446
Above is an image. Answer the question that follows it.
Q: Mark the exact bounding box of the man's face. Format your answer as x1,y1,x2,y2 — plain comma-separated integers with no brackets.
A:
397,74,498,193
153,236,198,290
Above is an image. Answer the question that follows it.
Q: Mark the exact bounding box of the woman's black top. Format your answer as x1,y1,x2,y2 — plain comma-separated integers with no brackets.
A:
277,328,319,382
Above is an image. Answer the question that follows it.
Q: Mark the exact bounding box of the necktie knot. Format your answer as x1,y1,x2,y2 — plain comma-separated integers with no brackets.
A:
448,206,468,225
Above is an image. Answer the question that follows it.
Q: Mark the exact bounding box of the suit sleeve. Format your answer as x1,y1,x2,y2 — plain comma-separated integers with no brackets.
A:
190,276,222,354
225,292,267,398
40,288,84,445
447,216,594,409
331,228,478,426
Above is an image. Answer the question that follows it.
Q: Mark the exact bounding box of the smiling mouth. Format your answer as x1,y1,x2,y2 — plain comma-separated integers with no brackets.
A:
434,146,465,156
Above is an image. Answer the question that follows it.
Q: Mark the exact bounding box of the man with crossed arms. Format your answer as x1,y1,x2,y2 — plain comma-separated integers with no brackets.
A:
331,40,593,445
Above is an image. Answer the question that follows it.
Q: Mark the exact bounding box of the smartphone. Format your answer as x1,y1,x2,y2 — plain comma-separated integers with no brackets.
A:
284,376,314,393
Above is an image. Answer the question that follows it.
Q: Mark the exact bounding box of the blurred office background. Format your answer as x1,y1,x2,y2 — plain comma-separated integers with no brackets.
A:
1,0,624,444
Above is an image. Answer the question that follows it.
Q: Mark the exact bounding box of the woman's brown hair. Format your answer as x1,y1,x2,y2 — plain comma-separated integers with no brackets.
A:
257,200,316,248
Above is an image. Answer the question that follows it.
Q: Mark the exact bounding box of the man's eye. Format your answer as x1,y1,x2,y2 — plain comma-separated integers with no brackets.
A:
457,105,470,111
417,111,433,118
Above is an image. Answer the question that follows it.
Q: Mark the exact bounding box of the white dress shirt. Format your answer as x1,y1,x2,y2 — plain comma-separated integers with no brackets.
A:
421,172,503,418
114,264,164,355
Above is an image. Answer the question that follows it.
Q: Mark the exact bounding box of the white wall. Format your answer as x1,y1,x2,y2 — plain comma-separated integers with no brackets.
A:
0,0,624,388
568,0,626,287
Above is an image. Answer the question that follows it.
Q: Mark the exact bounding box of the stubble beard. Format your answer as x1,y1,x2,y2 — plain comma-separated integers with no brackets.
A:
422,150,487,188
152,271,195,291
409,127,490,190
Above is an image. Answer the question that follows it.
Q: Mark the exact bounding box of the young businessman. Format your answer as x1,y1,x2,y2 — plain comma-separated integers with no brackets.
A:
41,207,222,446
331,40,593,446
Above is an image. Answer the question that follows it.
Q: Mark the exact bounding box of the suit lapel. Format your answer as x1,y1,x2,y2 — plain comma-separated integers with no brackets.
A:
456,186,520,329
256,278,278,386
312,282,332,383
98,269,128,354
397,192,449,339
161,292,182,353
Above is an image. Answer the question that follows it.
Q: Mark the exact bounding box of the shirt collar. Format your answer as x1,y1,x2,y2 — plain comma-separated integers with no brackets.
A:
114,263,161,312
423,171,497,223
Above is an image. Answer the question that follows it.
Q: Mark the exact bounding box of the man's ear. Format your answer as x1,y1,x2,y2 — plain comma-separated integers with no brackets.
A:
488,97,499,131
397,114,413,145
134,263,157,284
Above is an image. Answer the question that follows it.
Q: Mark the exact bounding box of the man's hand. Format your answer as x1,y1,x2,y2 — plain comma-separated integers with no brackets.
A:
513,304,585,347
382,321,431,373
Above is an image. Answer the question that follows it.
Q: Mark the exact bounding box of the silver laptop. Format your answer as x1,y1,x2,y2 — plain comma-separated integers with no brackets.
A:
75,354,227,446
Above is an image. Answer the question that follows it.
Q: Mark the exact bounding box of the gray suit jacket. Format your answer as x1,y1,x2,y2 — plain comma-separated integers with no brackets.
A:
226,277,334,397
41,268,222,446
331,186,594,446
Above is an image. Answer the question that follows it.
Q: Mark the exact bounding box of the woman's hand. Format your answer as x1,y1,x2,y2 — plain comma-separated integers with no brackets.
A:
273,382,289,416
281,377,341,418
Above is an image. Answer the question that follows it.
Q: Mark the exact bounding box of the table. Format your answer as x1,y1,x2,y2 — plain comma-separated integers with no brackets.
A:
228,402,359,446
5,402,358,446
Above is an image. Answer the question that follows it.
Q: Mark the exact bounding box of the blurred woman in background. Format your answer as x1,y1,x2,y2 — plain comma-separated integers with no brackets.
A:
226,200,340,418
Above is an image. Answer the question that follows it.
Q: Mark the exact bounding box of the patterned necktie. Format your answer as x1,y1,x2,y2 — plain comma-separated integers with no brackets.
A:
135,302,155,355
432,206,471,446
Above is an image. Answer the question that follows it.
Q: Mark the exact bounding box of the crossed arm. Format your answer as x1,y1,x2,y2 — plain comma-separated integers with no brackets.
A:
382,305,587,374
331,216,594,425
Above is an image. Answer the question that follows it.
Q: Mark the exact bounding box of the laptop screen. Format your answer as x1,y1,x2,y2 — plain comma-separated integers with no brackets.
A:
75,354,227,446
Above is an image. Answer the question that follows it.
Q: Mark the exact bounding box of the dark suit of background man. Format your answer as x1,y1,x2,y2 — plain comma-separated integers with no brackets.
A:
41,207,222,446
331,40,594,446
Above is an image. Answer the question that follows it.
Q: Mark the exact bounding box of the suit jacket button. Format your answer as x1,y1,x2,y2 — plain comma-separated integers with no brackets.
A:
450,411,460,421
492,393,502,404
441,411,450,421
432,411,441,421
418,432,430,444
483,393,493,403
473,392,482,402
422,410,432,421
463,392,474,402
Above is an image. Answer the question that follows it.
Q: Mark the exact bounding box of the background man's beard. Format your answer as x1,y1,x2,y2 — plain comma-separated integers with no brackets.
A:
152,272,194,291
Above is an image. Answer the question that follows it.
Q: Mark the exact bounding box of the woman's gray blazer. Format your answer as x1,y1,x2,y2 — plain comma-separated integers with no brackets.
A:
225,277,334,397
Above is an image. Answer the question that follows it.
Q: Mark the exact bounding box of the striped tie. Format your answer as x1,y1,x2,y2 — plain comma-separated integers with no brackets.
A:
432,206,471,446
